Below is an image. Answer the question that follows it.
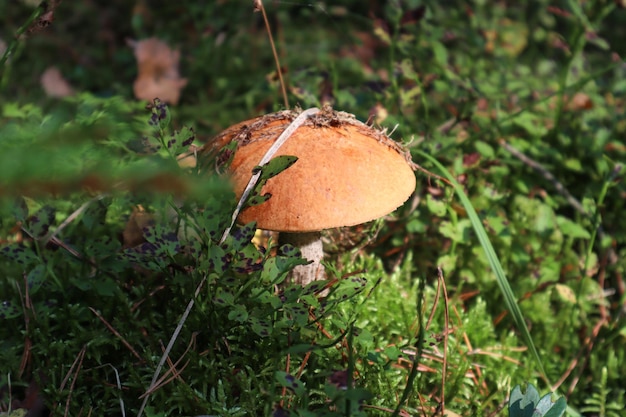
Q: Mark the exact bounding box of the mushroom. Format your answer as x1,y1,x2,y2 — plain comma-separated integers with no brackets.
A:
203,106,416,286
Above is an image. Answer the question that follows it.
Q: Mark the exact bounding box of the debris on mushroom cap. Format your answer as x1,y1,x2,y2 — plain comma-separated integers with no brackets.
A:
206,106,416,232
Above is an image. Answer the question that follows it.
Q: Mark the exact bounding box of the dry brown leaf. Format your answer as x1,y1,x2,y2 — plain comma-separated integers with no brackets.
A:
549,92,594,112
122,205,154,248
40,66,75,98
130,37,187,104
566,92,593,111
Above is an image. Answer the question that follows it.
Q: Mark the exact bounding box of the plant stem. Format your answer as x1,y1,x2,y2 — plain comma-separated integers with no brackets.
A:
256,0,289,109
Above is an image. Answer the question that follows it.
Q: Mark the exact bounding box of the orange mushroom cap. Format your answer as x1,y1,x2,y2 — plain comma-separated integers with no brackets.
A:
210,107,416,232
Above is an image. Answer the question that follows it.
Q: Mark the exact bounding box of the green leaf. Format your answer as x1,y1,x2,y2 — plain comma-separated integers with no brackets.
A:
332,276,367,301
248,317,272,337
436,253,457,276
406,218,426,233
284,303,309,326
564,158,582,172
438,219,471,243
533,204,555,233
213,290,234,306
26,205,56,238
26,264,47,294
555,216,591,239
260,248,308,285
12,197,29,221
143,224,180,256
92,278,117,297
255,155,298,181
275,371,306,397
475,140,495,158
426,194,447,217
417,150,550,384
383,345,402,361
230,222,257,251
431,41,449,68
508,384,566,417
167,126,196,155
1,243,38,265
208,244,227,274
0,300,21,319
509,112,549,137
228,304,248,322
245,192,272,207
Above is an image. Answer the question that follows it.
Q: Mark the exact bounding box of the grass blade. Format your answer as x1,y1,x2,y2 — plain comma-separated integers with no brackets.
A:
416,150,550,384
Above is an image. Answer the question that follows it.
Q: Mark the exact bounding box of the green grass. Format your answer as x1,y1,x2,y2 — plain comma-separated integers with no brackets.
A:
1,1,625,416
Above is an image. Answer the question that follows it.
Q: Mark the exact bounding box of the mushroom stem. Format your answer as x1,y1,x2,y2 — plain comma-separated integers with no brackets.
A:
279,231,325,286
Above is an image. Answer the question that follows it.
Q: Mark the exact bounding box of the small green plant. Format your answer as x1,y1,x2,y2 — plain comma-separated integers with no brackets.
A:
580,367,625,417
508,384,567,417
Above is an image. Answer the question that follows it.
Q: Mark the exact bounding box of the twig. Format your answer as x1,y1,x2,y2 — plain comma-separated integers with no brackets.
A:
108,364,126,417
0,1,62,74
60,345,86,417
561,316,608,394
409,160,452,186
139,334,196,399
107,363,126,417
16,272,33,377
438,267,450,417
91,364,126,417
499,139,622,289
405,117,457,186
44,194,109,246
89,307,144,362
426,272,441,331
20,226,83,260
498,139,588,216
392,271,427,417
137,108,320,417
457,309,486,393
136,276,205,416
254,0,289,108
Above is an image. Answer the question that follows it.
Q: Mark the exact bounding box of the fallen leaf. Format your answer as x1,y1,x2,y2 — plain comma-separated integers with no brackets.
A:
549,92,593,112
462,152,481,168
40,66,75,98
123,205,154,248
554,284,577,304
484,18,528,57
130,37,187,104
566,92,593,111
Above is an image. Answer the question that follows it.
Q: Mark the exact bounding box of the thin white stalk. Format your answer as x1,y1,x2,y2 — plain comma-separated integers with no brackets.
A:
137,107,319,417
